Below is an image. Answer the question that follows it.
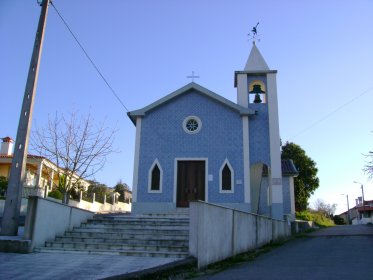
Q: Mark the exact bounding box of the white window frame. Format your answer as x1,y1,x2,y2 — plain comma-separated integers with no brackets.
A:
182,116,202,134
148,159,163,193
219,159,234,193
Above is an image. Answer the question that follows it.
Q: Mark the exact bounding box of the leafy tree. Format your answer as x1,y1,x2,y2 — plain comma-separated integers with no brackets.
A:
114,180,131,203
281,142,319,211
333,215,345,225
85,181,110,204
0,176,8,197
31,111,116,203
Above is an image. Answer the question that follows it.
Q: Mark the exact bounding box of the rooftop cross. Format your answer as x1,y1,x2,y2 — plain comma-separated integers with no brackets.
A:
187,71,200,82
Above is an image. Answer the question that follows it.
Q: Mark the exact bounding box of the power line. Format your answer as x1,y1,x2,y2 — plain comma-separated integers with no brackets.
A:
49,2,173,146
50,1,129,112
291,86,373,139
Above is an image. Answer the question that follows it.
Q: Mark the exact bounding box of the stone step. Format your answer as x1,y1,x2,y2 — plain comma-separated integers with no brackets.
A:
80,223,189,231
44,241,188,252
95,216,189,222
63,231,188,241
38,213,190,258
55,236,188,246
75,226,189,235
85,220,189,227
34,247,189,258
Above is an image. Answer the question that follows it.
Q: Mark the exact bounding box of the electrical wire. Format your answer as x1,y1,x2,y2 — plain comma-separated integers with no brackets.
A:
291,86,373,139
50,1,129,112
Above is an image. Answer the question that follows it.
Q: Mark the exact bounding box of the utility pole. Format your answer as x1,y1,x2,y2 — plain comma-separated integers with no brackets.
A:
346,194,350,225
1,0,50,236
354,181,365,206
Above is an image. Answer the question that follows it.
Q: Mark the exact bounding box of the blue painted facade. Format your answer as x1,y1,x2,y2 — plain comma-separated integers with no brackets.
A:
136,90,246,205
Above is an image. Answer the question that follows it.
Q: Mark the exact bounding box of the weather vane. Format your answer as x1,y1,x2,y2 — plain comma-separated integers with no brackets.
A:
248,22,260,43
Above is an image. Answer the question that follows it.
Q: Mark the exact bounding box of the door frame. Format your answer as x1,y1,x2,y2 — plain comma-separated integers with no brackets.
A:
173,158,209,205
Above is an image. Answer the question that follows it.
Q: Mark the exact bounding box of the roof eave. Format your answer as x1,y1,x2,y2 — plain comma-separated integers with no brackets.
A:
127,82,256,121
234,70,278,87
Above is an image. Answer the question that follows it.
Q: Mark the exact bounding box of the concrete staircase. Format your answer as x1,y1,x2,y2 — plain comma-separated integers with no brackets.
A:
35,212,190,258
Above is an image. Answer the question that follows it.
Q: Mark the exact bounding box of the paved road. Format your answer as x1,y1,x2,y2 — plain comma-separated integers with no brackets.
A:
196,225,373,280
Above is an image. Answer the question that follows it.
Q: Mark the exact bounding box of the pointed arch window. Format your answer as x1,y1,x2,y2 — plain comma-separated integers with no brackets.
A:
219,159,234,193
148,159,163,193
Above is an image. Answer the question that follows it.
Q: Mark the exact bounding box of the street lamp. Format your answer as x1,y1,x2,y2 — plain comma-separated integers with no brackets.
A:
353,181,365,206
341,194,350,224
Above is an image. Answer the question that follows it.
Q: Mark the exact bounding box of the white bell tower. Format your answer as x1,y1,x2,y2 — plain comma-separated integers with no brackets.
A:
235,42,284,220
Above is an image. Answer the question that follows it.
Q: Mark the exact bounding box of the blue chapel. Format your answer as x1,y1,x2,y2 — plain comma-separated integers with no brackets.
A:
128,43,298,220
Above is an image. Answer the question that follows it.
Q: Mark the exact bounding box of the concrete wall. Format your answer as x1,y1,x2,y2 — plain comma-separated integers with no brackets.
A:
24,196,94,249
189,201,291,269
352,217,373,225
0,198,28,216
291,220,315,234
68,198,131,213
45,197,131,214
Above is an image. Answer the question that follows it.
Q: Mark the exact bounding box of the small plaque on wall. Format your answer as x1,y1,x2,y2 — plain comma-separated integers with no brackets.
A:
236,179,242,185
208,174,213,181
272,178,282,185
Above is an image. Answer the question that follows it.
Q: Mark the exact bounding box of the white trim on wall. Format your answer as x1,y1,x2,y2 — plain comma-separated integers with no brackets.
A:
219,159,234,193
131,117,142,203
267,73,283,204
242,116,251,203
148,158,163,193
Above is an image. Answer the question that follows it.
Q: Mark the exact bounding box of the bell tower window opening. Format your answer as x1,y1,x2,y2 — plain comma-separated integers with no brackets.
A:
249,80,266,104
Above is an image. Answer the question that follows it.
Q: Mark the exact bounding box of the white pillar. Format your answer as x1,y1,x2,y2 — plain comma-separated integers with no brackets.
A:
131,117,142,203
236,73,249,107
242,115,251,204
267,73,283,220
49,169,54,191
35,161,43,190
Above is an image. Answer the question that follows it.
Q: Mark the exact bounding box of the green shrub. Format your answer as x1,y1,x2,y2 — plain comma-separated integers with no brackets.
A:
333,215,345,225
48,189,63,200
0,176,8,196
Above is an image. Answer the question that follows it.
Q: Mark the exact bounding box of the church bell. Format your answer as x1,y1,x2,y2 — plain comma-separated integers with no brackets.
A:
249,84,265,104
253,93,262,103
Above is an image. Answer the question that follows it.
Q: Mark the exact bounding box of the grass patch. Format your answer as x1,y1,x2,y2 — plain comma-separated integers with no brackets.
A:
296,210,334,227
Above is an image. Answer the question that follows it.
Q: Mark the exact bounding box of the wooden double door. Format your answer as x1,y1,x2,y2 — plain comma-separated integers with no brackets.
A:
176,161,205,207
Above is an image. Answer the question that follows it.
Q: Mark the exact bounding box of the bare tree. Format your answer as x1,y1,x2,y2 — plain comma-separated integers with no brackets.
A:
364,151,373,179
313,199,337,218
31,111,116,203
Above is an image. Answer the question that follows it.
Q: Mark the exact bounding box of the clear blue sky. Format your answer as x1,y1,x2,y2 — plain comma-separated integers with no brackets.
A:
1,0,372,214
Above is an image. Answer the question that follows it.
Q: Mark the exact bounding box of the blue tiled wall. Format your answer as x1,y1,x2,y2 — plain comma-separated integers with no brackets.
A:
137,90,245,204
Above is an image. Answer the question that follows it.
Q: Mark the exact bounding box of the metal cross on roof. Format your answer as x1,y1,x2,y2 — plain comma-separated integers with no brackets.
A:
187,71,200,82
